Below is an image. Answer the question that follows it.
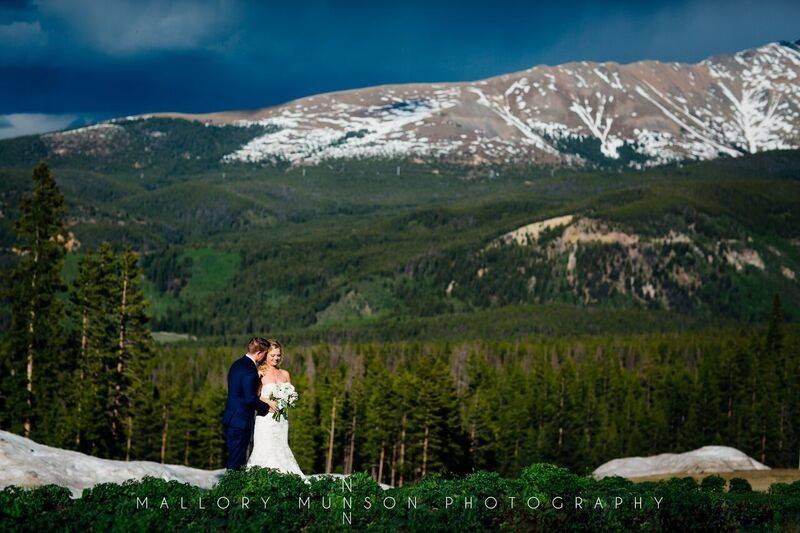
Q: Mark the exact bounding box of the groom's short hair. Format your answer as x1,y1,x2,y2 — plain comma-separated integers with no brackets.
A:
247,337,269,354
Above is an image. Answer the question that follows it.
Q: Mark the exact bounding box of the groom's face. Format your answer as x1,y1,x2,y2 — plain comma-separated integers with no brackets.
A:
254,350,268,364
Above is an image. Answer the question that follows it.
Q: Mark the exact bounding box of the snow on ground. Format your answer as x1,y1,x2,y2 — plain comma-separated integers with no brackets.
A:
593,446,770,479
224,91,463,165
0,431,774,494
0,430,390,497
0,430,223,497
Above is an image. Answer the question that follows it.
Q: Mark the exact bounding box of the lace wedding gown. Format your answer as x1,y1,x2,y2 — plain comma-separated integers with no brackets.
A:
247,382,305,476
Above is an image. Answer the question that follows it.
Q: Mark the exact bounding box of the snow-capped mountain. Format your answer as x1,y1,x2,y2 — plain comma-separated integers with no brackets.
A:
31,40,800,169
131,39,799,168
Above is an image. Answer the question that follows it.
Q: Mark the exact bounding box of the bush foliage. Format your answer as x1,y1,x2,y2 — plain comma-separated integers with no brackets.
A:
2,467,800,531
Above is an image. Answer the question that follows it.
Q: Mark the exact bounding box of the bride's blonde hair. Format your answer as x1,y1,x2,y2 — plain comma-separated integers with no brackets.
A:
257,338,283,376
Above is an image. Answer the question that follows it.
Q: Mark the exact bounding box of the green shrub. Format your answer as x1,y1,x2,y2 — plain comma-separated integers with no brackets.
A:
728,477,753,493
519,463,590,496
700,475,726,493
0,484,73,529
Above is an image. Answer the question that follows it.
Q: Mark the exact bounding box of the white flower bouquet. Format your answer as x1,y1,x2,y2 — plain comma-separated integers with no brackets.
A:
269,382,299,421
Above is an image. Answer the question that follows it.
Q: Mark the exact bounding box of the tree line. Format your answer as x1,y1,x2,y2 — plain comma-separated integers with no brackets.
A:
131,316,796,485
28,317,789,485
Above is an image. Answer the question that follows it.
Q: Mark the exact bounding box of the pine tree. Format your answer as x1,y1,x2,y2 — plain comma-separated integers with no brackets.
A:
192,384,228,468
362,354,401,483
70,244,118,454
111,249,153,457
288,372,318,473
765,295,784,357
0,163,67,439
409,354,466,479
765,295,788,464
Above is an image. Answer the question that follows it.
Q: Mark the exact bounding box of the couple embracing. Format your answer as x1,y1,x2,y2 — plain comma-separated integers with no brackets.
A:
222,337,304,475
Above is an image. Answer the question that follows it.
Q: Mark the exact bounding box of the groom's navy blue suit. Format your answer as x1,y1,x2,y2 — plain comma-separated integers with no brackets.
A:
222,355,270,469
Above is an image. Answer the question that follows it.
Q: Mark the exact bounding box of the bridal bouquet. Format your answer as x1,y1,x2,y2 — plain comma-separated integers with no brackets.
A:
269,383,299,421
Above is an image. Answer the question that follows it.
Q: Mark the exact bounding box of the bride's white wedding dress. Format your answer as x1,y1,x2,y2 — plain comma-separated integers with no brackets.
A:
247,382,305,476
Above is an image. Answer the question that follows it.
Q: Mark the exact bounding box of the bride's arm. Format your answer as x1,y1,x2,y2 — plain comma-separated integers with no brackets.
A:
259,376,280,413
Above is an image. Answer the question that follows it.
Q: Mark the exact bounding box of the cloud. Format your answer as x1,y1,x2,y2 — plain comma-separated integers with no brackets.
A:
533,0,800,65
0,19,47,51
2,1,800,124
0,19,44,43
0,113,78,139
34,0,241,55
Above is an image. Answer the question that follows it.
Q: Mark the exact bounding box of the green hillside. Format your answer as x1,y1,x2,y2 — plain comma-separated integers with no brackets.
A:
1,119,798,341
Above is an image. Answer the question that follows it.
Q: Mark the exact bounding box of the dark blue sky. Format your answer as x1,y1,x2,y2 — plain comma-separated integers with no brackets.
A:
1,0,799,138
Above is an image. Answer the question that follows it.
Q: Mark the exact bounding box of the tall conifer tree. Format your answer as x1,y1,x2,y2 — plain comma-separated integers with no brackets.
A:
70,244,118,454
112,249,153,457
1,163,66,439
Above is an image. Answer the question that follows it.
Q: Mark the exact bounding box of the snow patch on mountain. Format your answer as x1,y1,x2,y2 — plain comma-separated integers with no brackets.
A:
569,94,623,158
466,86,557,154
225,90,463,164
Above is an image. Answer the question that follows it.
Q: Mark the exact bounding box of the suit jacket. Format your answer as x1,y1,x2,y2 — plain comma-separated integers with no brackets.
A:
222,355,270,429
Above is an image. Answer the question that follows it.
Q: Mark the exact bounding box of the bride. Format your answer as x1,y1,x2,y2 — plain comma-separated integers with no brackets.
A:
247,338,305,476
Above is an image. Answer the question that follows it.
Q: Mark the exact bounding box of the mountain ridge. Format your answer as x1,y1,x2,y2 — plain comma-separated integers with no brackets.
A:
5,39,798,172
137,40,800,168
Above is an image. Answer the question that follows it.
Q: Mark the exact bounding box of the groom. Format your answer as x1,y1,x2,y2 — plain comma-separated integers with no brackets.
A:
222,337,272,469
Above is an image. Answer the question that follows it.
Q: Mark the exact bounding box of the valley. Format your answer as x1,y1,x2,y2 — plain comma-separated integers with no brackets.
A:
1,146,799,342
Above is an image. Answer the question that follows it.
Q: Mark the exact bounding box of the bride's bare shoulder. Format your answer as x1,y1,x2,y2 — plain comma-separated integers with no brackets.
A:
280,369,291,382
